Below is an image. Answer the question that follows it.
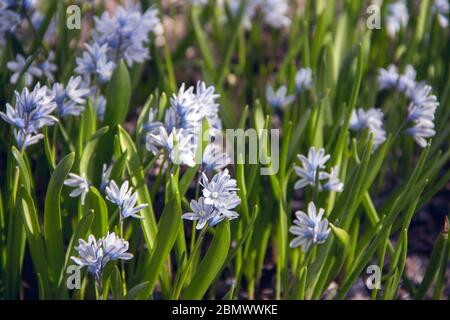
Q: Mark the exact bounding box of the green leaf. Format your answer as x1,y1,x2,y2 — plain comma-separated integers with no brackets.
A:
138,174,181,299
18,186,51,297
79,126,109,181
118,126,157,248
44,152,75,286
125,282,149,300
103,60,131,127
85,186,108,238
56,211,94,298
182,220,231,299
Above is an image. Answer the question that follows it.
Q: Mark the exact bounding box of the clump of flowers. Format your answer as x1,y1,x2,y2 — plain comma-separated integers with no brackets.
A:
71,232,132,286
183,169,241,228
92,2,161,67
294,147,343,192
0,83,58,150
377,64,439,147
289,202,330,251
386,0,409,38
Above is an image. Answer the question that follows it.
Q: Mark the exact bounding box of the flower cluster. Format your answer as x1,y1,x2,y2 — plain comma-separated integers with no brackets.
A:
7,52,57,86
350,108,387,149
294,147,344,192
75,42,116,84
145,81,229,169
228,0,291,30
0,83,58,150
71,233,132,280
386,0,409,38
289,202,330,252
182,169,241,229
92,3,160,67
407,84,439,147
0,0,35,44
105,180,148,222
377,64,439,147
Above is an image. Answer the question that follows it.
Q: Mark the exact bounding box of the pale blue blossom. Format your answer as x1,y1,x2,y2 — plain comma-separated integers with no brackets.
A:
202,143,231,172
0,83,58,150
149,127,197,167
406,83,438,147
322,167,344,193
182,197,216,230
101,232,133,262
350,108,387,148
406,119,435,148
71,233,132,280
377,65,399,90
266,85,295,109
75,42,116,83
386,0,409,38
105,180,148,221
64,173,90,205
71,235,104,279
433,0,449,28
261,0,291,29
294,147,331,190
398,65,416,93
164,81,220,137
51,76,90,117
93,3,160,66
295,68,313,93
200,168,240,220
7,54,42,85
289,202,330,251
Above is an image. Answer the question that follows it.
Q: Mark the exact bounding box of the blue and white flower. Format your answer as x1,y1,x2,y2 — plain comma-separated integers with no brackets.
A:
386,0,409,38
202,143,231,172
0,83,58,150
71,233,132,280
398,65,417,93
377,65,399,90
295,68,313,93
200,168,240,220
64,173,90,205
406,83,438,147
7,54,42,85
105,180,148,221
93,3,160,67
350,108,387,148
101,232,133,262
266,85,295,109
294,147,330,190
261,0,291,29
75,42,116,83
289,202,331,251
71,235,104,280
148,127,197,167
51,76,90,117
182,197,216,230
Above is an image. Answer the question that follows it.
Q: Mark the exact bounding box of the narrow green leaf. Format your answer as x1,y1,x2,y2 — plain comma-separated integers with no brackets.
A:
182,220,231,299
44,152,75,286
